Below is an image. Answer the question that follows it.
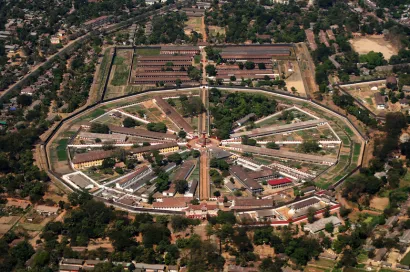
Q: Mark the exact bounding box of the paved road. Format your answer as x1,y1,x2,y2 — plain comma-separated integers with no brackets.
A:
199,151,210,200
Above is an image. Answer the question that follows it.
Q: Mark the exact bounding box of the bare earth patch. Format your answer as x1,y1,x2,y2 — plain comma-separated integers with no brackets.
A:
350,36,398,60
370,196,389,211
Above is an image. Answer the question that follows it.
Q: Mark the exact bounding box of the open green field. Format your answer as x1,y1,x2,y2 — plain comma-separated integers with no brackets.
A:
111,65,129,86
136,48,160,56
56,139,69,161
401,251,410,265
110,50,133,86
194,55,201,64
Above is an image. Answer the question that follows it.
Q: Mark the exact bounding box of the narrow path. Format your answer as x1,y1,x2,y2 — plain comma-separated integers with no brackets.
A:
201,16,207,42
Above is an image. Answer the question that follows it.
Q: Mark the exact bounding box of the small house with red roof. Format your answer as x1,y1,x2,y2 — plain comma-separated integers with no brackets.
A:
268,178,293,189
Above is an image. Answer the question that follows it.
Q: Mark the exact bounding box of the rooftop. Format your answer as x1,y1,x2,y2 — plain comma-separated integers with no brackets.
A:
173,160,195,181
268,178,293,186
129,142,178,154
154,96,194,133
72,150,114,164
304,216,342,233
229,165,263,191
109,125,177,140
235,145,337,165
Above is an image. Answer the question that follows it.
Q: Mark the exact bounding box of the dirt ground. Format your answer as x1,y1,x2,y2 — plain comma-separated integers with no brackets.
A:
285,61,307,97
386,250,401,264
253,244,275,258
296,42,318,98
369,196,389,211
87,238,114,252
350,36,398,59
43,183,68,203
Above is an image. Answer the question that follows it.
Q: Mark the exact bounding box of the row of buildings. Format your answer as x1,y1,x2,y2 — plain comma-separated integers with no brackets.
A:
71,142,179,169
133,52,199,85
210,45,292,83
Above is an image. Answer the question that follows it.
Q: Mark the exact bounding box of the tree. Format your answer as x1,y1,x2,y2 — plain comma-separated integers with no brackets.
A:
300,140,321,153
171,215,190,232
101,158,116,169
266,142,280,149
244,61,255,70
175,180,188,194
230,76,236,81
258,63,266,69
94,262,126,272
191,150,200,158
90,123,109,134
325,222,334,233
10,240,35,263
32,250,50,267
359,51,386,68
167,153,182,165
123,117,140,128
205,64,217,76
307,207,316,223
176,78,182,87
178,130,187,139
213,191,221,197
323,206,331,217
187,66,201,81
259,257,284,272
147,122,167,133
338,249,357,268
17,94,32,107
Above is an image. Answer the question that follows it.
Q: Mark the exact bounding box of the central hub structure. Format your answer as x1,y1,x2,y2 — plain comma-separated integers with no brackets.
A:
198,132,211,147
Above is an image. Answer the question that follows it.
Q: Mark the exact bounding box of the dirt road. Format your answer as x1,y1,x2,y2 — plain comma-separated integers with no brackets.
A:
199,151,210,200
201,16,207,42
297,42,318,98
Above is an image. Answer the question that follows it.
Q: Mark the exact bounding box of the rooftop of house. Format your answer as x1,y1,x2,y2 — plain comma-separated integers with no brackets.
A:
304,216,342,233
268,178,293,186
72,150,114,164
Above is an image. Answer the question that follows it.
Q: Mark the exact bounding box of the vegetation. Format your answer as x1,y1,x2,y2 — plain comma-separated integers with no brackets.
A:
147,122,167,133
123,117,140,128
210,90,277,139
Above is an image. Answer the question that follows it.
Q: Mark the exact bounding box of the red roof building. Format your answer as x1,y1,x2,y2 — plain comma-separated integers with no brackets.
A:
268,178,293,189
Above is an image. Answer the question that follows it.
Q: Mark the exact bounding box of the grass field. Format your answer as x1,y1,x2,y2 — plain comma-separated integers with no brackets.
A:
136,48,160,56
111,65,129,86
75,108,106,123
113,56,125,65
194,55,201,64
110,50,132,86
185,17,202,34
401,251,410,265
56,139,69,161
400,171,410,187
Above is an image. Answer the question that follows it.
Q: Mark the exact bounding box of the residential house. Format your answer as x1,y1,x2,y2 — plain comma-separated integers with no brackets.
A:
374,93,386,109
35,205,59,216
268,178,293,189
304,216,342,233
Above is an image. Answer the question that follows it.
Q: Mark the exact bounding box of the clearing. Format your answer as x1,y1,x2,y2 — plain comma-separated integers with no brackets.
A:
369,196,389,211
350,36,398,60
